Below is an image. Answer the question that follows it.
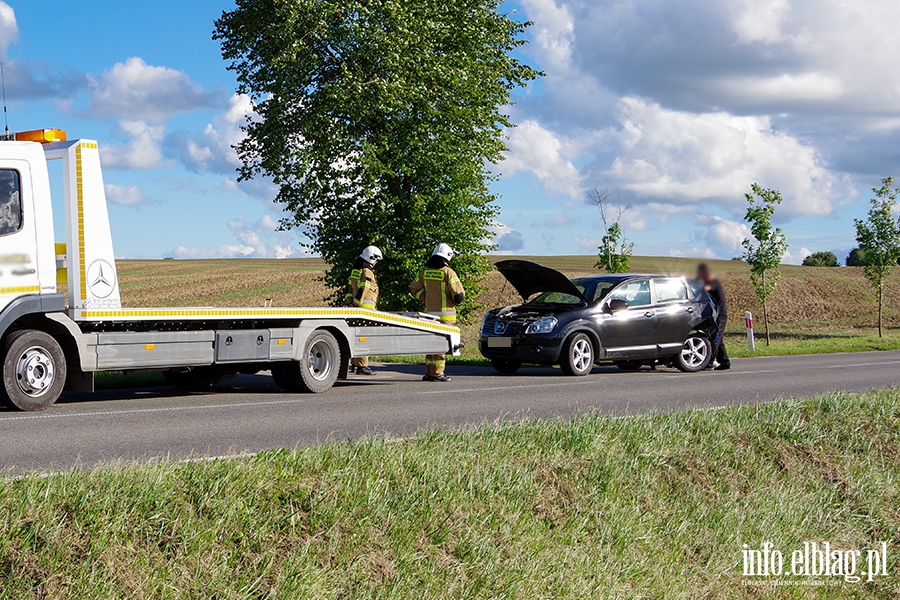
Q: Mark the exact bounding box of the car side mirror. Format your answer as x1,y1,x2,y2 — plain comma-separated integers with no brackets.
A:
607,299,629,312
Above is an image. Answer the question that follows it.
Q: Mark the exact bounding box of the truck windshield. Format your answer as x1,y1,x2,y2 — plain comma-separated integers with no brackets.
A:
528,277,620,305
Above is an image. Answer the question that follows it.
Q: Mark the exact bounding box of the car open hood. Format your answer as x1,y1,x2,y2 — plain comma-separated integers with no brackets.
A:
494,260,588,302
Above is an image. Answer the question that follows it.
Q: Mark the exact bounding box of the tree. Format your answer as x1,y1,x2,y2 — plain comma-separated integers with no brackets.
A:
846,247,868,267
741,183,788,345
802,251,839,267
214,0,540,317
590,187,633,273
854,177,900,337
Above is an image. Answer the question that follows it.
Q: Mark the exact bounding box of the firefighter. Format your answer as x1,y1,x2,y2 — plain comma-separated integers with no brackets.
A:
346,245,383,375
409,243,465,382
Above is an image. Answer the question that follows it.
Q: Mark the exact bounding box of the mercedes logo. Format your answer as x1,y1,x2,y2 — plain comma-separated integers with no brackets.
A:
86,259,117,299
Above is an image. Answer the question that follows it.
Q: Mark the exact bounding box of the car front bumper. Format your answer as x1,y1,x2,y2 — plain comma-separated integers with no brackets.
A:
478,335,562,364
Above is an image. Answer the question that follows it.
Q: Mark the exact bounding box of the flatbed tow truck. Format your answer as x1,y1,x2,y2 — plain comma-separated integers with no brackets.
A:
0,129,461,410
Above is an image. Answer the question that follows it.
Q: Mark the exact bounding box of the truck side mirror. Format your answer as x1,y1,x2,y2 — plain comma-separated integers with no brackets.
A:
607,299,629,312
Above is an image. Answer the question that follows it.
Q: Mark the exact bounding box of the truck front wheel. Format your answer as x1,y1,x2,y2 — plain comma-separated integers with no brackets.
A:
271,330,341,393
2,330,67,411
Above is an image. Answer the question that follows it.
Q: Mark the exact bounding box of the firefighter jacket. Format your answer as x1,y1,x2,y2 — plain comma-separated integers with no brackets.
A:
346,266,378,309
409,265,464,322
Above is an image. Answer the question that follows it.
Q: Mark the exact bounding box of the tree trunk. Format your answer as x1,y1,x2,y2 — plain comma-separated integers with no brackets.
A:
878,284,884,338
762,270,771,345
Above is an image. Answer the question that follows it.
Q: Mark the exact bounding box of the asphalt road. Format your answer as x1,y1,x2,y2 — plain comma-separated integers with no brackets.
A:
3,351,900,473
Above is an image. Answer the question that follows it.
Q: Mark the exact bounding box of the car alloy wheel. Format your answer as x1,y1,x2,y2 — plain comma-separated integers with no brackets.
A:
676,334,711,372
560,332,594,376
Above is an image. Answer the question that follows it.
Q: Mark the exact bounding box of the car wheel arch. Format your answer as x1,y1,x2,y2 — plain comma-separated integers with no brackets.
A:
559,322,602,357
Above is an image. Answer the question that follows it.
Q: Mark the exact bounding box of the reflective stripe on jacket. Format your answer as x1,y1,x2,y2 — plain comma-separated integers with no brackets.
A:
409,266,464,321
347,267,378,309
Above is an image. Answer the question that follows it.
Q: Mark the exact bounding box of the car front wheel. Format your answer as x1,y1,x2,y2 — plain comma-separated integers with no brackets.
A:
675,333,712,372
559,333,594,376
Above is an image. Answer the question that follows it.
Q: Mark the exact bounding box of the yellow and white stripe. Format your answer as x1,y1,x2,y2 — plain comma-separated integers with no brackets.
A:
76,307,460,334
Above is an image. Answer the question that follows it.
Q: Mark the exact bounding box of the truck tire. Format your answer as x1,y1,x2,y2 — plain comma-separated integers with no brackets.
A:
675,333,712,372
163,366,222,391
271,329,341,393
559,332,594,376
1,330,67,411
491,359,521,374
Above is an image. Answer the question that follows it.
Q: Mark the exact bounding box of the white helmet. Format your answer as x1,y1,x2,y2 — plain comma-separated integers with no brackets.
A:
432,243,455,261
360,245,383,264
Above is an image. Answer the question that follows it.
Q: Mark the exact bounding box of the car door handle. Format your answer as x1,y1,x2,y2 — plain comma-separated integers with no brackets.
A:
12,268,36,276
644,311,654,318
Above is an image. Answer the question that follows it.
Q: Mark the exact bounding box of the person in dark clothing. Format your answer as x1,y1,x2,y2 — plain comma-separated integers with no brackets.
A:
697,263,731,370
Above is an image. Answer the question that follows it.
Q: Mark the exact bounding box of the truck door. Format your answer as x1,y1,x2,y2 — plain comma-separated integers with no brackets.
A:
0,162,40,313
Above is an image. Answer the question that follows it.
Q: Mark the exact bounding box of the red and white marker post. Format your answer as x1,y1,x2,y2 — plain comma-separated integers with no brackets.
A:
745,311,755,351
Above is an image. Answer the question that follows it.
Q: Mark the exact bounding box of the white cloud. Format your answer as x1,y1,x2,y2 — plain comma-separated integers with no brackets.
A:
668,247,717,259
87,57,220,123
695,214,752,257
174,215,300,259
104,183,154,207
166,94,253,174
487,222,525,254
501,120,584,199
732,0,790,44
519,0,575,73
100,120,173,170
782,246,812,265
0,1,18,60
573,236,601,253
603,97,844,217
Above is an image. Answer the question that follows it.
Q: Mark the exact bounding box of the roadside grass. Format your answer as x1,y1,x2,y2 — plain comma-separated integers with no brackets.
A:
2,390,900,598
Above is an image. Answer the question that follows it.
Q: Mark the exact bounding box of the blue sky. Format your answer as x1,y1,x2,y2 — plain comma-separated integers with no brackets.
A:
3,0,898,262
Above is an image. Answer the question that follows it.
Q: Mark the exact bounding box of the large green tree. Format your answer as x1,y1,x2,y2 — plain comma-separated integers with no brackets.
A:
214,0,540,316
742,183,789,346
854,177,900,337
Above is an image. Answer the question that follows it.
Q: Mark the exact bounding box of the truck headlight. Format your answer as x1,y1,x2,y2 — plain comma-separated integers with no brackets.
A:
525,316,558,334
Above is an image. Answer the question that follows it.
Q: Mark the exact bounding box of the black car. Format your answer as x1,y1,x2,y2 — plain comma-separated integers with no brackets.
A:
479,260,718,375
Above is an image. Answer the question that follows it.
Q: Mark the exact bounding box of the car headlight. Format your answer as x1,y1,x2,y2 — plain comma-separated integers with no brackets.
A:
525,316,558,334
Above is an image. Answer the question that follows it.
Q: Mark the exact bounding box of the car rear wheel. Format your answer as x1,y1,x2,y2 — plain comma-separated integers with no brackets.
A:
559,333,594,376
675,333,712,372
491,359,521,374
614,360,643,371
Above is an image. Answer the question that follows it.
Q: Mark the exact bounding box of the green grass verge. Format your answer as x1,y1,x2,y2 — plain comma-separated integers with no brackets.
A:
3,390,900,598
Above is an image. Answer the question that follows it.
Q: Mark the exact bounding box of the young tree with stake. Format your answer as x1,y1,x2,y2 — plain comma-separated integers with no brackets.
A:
214,0,541,316
854,177,900,337
741,183,788,346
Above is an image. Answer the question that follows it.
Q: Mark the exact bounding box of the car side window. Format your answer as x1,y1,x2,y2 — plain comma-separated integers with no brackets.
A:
0,169,22,237
653,278,688,303
606,280,651,307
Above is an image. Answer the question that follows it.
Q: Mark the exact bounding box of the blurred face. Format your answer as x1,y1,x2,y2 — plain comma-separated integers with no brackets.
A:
697,267,713,283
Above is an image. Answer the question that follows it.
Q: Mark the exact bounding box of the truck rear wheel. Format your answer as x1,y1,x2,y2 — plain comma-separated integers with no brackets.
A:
2,330,67,411
271,330,341,393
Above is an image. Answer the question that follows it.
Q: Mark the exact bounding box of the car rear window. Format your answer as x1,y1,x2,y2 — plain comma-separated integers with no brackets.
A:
654,278,688,303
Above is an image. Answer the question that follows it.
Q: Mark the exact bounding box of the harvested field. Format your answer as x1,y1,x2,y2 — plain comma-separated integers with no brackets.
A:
109,256,900,330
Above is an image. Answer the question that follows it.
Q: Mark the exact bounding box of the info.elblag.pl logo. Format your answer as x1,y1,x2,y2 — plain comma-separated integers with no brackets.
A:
742,541,889,584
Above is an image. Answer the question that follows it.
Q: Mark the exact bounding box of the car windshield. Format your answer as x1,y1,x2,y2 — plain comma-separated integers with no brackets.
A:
528,277,621,305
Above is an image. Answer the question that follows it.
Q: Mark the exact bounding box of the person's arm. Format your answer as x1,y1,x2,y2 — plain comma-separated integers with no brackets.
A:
409,274,425,301
448,270,465,305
